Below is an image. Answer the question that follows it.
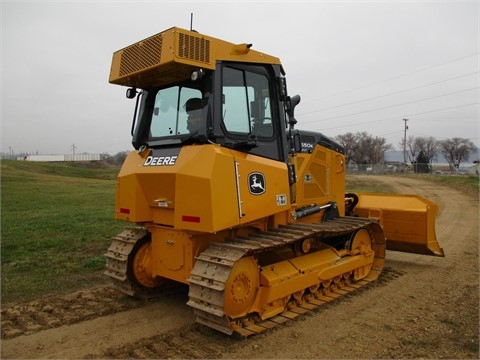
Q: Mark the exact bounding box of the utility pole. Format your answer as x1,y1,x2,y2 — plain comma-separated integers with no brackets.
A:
403,118,409,172
71,143,77,156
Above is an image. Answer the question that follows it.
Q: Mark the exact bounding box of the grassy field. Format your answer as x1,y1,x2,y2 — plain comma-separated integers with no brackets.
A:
1,160,124,304
415,173,479,194
1,160,478,304
347,172,479,195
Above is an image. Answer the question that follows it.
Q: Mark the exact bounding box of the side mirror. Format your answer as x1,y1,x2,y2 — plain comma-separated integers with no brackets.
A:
287,95,301,118
286,94,301,126
126,88,137,99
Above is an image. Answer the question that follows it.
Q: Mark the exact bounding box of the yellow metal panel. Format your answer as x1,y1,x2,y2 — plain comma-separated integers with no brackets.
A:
332,153,346,216
174,145,240,232
110,27,281,88
257,247,376,306
294,145,346,215
260,261,300,286
115,152,152,222
149,227,192,284
115,145,243,232
234,152,290,225
115,150,178,224
114,142,348,227
354,193,444,256
148,227,229,285
109,29,180,87
152,208,175,226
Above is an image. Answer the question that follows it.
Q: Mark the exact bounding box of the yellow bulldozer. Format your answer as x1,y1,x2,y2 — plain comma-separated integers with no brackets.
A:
105,27,444,336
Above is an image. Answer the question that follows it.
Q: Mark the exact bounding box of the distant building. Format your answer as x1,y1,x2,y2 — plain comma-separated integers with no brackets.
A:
20,154,101,162
467,159,479,175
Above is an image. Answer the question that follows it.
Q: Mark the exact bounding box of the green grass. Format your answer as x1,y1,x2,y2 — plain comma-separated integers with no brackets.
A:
1,159,120,180
414,174,479,195
345,177,396,194
1,160,125,304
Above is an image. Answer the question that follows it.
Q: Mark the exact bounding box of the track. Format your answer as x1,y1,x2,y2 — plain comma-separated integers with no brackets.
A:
104,227,153,297
103,217,385,337
188,217,385,336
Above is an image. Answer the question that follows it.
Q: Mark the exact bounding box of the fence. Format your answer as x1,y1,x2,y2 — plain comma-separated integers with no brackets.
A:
346,163,479,175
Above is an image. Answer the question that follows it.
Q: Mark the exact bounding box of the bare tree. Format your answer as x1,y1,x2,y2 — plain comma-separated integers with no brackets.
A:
350,132,370,165
112,151,129,166
401,135,418,164
368,136,392,165
417,136,438,166
335,132,356,165
438,138,476,172
336,131,392,166
403,136,438,166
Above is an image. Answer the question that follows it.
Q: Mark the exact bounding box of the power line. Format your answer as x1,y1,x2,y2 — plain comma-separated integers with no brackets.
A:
310,52,479,102
309,102,479,132
409,130,440,138
299,71,479,116
379,130,404,138
408,130,480,145
302,87,479,124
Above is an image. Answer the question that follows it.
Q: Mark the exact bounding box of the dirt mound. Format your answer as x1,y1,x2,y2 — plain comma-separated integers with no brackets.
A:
1,286,144,339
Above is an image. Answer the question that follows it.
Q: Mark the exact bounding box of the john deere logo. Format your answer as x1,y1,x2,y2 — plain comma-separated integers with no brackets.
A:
248,172,266,195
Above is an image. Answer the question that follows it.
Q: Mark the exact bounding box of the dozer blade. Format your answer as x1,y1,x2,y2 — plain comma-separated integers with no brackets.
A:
352,193,444,257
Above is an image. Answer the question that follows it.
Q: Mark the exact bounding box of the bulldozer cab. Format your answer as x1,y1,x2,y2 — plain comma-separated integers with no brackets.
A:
130,62,290,163
109,27,299,162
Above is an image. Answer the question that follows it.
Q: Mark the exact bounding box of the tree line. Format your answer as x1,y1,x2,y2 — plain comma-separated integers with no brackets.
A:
101,151,129,166
335,132,477,173
102,133,477,174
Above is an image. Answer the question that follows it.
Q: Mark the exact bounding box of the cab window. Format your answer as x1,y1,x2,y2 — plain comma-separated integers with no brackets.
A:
149,86,202,138
222,66,273,138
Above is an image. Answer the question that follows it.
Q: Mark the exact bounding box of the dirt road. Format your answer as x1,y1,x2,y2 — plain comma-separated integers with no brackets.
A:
2,176,478,359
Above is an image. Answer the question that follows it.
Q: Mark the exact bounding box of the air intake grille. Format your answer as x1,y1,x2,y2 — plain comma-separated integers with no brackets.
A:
119,34,163,76
178,33,210,63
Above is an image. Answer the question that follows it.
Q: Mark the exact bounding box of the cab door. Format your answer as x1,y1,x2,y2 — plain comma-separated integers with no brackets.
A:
215,63,287,162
